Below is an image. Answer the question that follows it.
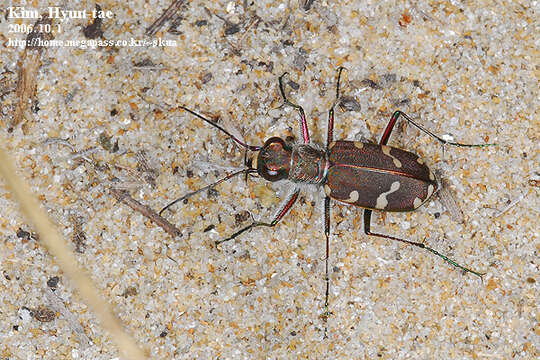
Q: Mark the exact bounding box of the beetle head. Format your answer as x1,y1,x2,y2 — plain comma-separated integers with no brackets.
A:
256,137,291,181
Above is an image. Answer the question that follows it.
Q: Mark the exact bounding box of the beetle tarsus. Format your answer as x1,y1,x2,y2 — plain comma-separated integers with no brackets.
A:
160,168,254,216
215,221,274,246
320,307,332,339
335,67,346,100
278,72,310,143
279,72,301,110
364,210,484,278
391,111,497,148
215,223,254,245
423,246,485,278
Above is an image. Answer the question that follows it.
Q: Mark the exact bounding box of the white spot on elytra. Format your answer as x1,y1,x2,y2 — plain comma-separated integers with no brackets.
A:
354,142,364,149
417,157,424,165
375,181,401,209
429,170,435,181
382,145,402,168
413,197,423,208
427,184,435,198
346,190,359,203
324,184,332,196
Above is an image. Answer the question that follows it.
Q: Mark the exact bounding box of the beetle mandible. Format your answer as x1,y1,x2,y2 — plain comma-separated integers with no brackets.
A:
161,68,492,334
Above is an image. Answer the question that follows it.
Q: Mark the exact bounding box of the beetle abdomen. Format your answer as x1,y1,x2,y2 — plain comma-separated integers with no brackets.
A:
325,141,437,211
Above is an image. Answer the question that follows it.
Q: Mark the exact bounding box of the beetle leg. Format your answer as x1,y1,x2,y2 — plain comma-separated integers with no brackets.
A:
381,111,495,147
379,111,400,145
215,188,300,245
278,73,310,144
370,111,490,276
326,67,346,147
320,67,347,337
159,168,256,215
327,100,334,147
363,209,484,278
321,196,332,338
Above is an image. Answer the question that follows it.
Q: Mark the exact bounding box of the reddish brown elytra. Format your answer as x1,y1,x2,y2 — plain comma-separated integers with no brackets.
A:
160,68,494,337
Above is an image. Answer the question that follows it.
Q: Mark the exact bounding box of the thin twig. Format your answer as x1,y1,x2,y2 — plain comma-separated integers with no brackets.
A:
70,147,99,161
146,0,186,36
12,15,53,129
110,188,182,238
42,137,75,151
494,190,530,217
303,0,316,11
236,16,261,45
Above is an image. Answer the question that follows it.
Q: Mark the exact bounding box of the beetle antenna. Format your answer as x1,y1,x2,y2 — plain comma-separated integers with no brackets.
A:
179,106,262,151
159,168,257,215
394,111,496,147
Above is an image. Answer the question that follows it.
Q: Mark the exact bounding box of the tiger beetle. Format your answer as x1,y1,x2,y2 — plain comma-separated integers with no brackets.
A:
160,68,493,336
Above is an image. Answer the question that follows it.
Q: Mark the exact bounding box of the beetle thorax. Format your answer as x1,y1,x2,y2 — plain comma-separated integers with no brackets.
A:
289,144,328,184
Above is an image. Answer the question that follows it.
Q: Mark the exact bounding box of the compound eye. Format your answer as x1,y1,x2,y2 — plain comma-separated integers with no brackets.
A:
257,137,291,182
